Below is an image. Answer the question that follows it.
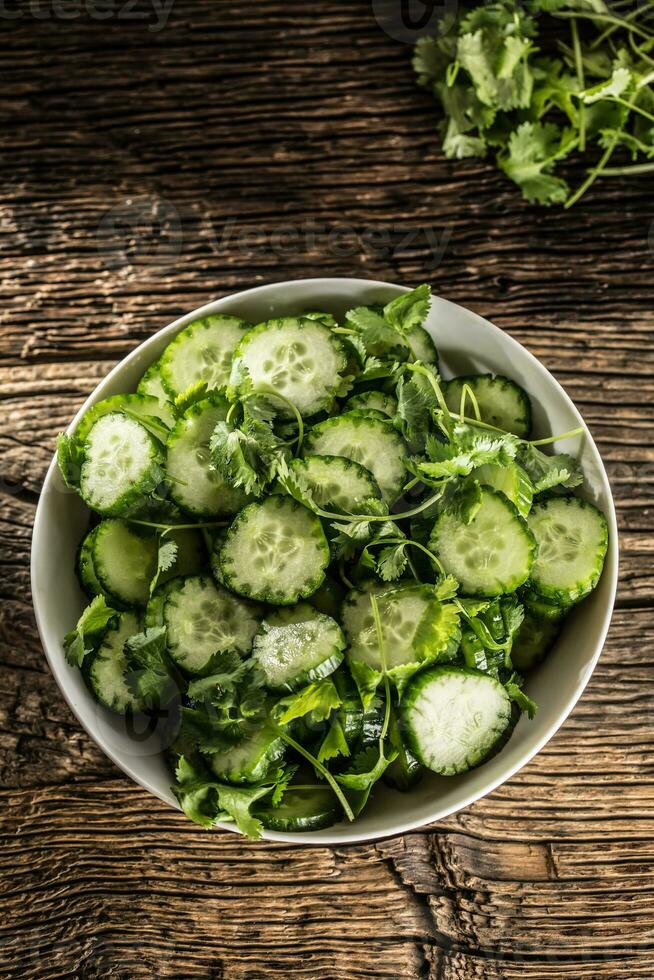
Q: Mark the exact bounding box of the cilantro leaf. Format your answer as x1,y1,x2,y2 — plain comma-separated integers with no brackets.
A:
376,543,408,582
517,444,583,492
57,432,83,489
63,595,119,667
317,718,350,763
505,673,538,719
383,284,431,336
499,122,574,205
274,678,342,726
125,626,178,708
174,381,209,416
173,756,275,838
149,538,178,596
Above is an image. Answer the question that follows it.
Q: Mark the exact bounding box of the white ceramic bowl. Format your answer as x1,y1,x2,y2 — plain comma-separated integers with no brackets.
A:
32,278,618,843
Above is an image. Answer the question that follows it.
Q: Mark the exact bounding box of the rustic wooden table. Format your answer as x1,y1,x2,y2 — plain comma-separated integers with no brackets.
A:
2,2,653,977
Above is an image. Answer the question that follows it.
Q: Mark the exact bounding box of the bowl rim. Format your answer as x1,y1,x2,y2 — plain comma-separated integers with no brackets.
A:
31,276,619,844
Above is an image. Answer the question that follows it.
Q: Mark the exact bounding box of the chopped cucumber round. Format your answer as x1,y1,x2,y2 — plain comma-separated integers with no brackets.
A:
92,519,158,608
160,314,250,397
527,496,608,604
80,413,165,517
77,526,102,597
137,359,171,404
473,461,533,518
430,488,536,596
252,603,345,691
209,724,285,784
256,786,340,832
164,575,261,674
401,666,513,775
75,393,175,444
219,496,330,605
230,317,347,418
88,610,143,714
304,412,407,502
290,454,381,514
444,374,531,438
166,397,250,517
344,390,398,418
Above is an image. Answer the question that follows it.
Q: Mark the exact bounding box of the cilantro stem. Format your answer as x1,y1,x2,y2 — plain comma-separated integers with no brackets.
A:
371,536,448,579
369,594,391,744
123,408,170,440
529,426,583,447
246,387,304,451
126,518,229,533
338,559,355,591
565,132,618,208
571,19,586,153
275,728,355,822
613,96,654,124
554,10,654,45
459,383,481,424
601,161,654,175
405,362,454,440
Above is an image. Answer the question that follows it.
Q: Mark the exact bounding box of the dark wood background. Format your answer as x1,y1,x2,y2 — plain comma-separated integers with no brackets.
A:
2,1,653,976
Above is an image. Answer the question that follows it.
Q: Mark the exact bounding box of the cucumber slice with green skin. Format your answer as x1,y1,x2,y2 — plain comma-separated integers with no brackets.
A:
92,519,158,608
256,786,340,832
307,574,345,620
219,496,330,605
304,412,407,502
209,724,285,785
384,705,423,792
290,454,381,514
160,314,250,398
164,575,261,674
75,393,175,445
88,610,143,714
443,374,532,438
77,527,102,597
400,666,513,775
511,609,562,672
527,496,608,604
473,462,533,518
252,603,345,692
166,397,249,517
144,580,177,629
429,488,536,597
521,588,569,623
230,317,347,418
137,359,171,405
344,390,398,418
342,584,461,681
405,324,439,367
333,669,364,746
79,413,165,518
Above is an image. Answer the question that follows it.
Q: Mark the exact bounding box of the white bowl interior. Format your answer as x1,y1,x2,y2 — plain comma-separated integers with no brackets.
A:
32,278,618,843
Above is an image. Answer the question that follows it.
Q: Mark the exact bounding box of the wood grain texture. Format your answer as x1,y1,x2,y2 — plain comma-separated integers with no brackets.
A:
2,1,654,976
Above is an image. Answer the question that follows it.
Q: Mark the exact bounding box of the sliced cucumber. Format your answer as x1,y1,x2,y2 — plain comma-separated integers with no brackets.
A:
256,786,339,831
344,390,398,418
521,588,569,623
473,461,533,518
406,323,439,367
137,359,171,404
342,584,460,677
307,574,345,620
430,488,536,596
77,527,102,597
144,580,177,629
252,603,345,692
290,454,381,514
209,724,285,784
527,496,608,604
164,575,261,674
444,374,531,438
304,412,407,502
384,704,423,792
75,393,175,444
230,317,347,418
400,666,513,775
511,609,562,672
88,610,142,713
166,396,249,517
92,519,158,608
160,314,250,398
219,496,330,605
79,413,165,517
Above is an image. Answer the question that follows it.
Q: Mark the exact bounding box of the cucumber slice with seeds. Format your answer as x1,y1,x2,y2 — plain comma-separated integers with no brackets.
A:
527,496,608,604
473,461,533,518
209,724,286,785
164,575,261,674
256,786,339,832
80,413,165,517
77,527,102,597
230,317,347,418
444,374,531,438
401,666,513,775
304,412,407,502
289,454,381,514
511,609,562,672
219,496,330,605
76,393,175,444
92,519,158,608
429,488,536,596
88,610,143,714
252,603,345,692
160,314,250,398
166,396,250,517
344,390,398,417
137,359,171,404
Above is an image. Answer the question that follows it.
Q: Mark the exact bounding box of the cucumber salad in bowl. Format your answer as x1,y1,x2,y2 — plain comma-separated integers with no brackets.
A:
56,284,609,838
